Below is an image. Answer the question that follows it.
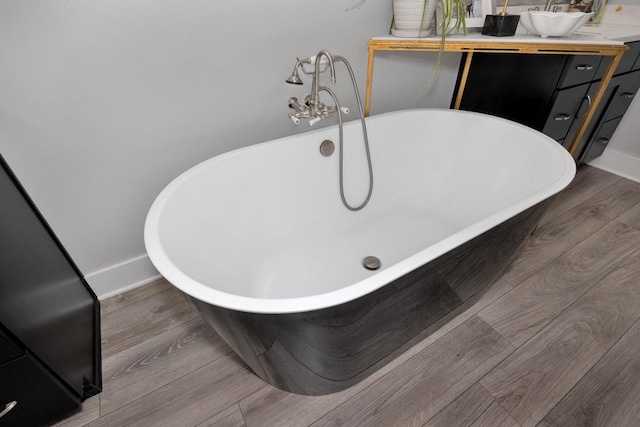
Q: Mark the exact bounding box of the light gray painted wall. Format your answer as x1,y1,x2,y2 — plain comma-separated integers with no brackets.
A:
0,0,460,297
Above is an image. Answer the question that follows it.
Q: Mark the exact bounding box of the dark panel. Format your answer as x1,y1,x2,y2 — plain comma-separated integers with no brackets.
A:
458,53,566,130
581,117,623,164
602,70,640,121
0,155,101,399
616,41,640,74
0,325,22,365
562,79,614,155
542,84,589,141
557,55,602,88
189,199,552,395
0,353,79,426
595,42,640,79
572,71,640,162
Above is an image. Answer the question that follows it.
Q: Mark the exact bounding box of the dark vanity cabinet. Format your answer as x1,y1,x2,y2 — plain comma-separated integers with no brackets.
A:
455,40,640,164
577,46,640,163
0,154,101,426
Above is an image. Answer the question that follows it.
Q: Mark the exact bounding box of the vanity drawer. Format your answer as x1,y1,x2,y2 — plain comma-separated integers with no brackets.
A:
558,55,602,88
542,84,589,141
595,41,640,79
563,78,614,159
0,353,79,426
581,117,623,164
603,70,640,121
620,41,640,73
0,332,22,365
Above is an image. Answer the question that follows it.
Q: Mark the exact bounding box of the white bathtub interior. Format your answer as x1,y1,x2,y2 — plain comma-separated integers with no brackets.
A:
146,109,574,313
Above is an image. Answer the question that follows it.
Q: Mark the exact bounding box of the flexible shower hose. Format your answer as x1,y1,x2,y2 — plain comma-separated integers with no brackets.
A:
321,56,374,212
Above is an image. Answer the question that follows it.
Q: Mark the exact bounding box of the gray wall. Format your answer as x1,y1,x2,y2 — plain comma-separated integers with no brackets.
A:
0,0,460,297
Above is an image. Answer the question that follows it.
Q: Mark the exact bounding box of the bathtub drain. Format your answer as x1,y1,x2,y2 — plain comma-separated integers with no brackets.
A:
362,256,381,271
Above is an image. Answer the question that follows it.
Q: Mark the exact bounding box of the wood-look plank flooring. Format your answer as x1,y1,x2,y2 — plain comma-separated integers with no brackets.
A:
52,166,640,427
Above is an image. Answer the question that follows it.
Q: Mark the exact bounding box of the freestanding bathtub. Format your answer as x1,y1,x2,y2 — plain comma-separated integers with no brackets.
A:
145,109,576,395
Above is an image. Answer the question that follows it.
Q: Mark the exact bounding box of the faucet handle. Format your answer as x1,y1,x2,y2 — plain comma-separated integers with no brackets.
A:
289,114,301,125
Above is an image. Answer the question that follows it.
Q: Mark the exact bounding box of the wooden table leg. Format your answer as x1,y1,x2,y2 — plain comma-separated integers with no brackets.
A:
365,44,375,117
453,51,474,110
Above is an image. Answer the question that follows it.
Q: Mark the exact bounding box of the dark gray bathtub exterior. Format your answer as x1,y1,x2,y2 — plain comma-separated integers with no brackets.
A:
187,199,552,395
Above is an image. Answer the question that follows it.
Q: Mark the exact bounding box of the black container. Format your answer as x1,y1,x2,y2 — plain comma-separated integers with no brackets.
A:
482,14,520,37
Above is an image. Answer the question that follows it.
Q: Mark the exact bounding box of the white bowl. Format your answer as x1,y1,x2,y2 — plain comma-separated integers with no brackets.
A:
519,11,594,38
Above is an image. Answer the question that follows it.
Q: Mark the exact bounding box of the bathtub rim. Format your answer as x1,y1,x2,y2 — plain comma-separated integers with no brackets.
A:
144,108,576,314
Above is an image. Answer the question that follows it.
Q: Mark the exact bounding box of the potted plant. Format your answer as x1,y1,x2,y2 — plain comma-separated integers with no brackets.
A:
390,0,468,81
391,0,467,39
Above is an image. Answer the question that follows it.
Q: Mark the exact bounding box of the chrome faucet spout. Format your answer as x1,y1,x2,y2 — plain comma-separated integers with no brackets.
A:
544,0,554,11
311,50,336,105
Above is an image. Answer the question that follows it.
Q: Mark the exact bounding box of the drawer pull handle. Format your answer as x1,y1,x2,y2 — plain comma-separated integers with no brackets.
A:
577,95,592,119
621,92,635,99
554,114,572,121
596,138,610,145
575,65,594,71
0,401,17,419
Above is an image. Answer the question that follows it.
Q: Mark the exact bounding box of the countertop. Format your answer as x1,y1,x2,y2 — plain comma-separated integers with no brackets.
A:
371,33,627,46
376,4,640,45
570,4,640,43
510,3,640,43
574,24,640,44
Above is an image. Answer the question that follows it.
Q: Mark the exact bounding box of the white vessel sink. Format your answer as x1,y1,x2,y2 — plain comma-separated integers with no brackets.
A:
519,11,594,37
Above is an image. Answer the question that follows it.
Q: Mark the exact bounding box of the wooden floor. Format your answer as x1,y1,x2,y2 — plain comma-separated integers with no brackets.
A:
53,166,640,427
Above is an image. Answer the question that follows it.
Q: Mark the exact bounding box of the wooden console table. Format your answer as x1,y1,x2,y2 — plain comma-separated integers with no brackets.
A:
365,37,628,155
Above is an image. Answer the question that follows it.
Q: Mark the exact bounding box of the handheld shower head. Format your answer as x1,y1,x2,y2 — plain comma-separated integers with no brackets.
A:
285,60,304,85
286,72,303,85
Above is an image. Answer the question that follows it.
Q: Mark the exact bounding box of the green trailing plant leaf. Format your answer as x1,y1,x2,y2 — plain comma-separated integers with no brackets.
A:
432,0,467,85
390,0,468,84
419,0,431,37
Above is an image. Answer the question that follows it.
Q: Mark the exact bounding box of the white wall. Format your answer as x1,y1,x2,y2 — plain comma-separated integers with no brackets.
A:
0,0,460,298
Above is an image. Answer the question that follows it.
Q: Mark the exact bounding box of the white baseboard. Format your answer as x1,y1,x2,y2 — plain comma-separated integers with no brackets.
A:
588,149,640,184
84,254,161,300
